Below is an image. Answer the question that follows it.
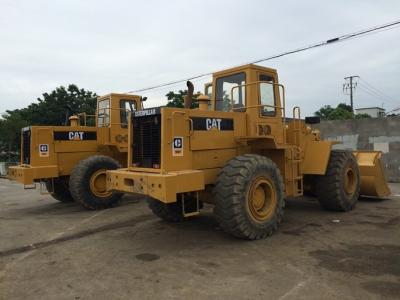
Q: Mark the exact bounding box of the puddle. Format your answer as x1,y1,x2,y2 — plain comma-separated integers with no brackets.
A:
136,253,160,262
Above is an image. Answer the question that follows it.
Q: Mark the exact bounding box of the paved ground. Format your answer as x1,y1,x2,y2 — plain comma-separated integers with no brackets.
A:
0,179,399,300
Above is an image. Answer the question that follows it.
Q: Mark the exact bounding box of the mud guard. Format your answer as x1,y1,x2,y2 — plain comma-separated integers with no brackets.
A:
353,151,391,198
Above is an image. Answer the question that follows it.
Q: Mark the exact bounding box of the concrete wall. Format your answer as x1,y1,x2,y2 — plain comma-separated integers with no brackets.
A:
314,116,400,182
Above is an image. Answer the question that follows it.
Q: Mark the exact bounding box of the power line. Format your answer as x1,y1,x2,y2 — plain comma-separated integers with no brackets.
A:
386,106,400,115
358,78,397,103
358,83,397,107
127,19,400,94
358,84,384,100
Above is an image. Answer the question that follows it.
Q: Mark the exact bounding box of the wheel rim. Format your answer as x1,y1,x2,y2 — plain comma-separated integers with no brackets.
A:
247,177,277,222
89,169,111,198
344,167,356,196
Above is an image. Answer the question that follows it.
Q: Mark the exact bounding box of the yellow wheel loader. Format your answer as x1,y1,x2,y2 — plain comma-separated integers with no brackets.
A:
105,64,390,239
7,93,145,209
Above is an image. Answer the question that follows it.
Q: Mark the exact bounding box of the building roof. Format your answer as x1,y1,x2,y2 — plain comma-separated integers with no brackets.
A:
355,107,385,111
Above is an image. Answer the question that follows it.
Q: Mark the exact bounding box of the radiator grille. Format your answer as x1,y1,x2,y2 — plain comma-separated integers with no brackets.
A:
132,114,161,168
22,129,31,164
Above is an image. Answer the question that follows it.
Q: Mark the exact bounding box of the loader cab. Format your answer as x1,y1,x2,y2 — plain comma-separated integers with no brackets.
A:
96,93,144,148
211,64,285,145
96,93,143,128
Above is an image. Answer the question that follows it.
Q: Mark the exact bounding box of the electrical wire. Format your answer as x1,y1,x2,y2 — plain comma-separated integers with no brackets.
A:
386,106,400,115
358,83,397,106
358,84,385,100
358,78,397,103
127,20,400,94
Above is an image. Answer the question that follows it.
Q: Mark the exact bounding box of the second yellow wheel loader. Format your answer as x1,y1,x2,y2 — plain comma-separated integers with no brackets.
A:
7,93,145,209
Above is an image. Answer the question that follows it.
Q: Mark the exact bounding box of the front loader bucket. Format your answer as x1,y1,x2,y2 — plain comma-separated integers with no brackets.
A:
353,151,391,198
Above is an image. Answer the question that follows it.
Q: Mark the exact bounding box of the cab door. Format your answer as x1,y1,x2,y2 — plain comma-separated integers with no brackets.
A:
255,72,285,145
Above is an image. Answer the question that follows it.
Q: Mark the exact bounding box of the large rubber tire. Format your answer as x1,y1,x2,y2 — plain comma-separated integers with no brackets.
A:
213,154,285,240
148,198,185,222
315,150,360,211
148,194,200,222
69,155,123,210
45,176,73,203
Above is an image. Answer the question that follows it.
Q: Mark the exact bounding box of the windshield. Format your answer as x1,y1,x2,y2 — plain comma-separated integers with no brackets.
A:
215,73,246,112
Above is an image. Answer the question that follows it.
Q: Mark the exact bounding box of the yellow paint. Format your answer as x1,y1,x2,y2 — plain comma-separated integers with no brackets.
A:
353,151,390,198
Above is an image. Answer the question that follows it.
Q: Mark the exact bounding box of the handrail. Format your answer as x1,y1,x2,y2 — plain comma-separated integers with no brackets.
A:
292,106,301,145
229,81,287,144
233,103,284,112
229,80,286,117
79,107,133,127
292,106,301,123
170,110,193,140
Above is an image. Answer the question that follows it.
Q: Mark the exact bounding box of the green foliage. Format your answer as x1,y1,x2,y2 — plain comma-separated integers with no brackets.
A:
315,103,354,120
355,113,371,119
326,106,353,120
22,84,97,126
314,105,335,119
0,84,97,161
315,103,373,120
165,90,200,109
336,103,353,113
0,113,28,161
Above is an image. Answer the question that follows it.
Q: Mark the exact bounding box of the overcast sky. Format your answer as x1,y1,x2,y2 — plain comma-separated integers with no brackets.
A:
1,0,399,116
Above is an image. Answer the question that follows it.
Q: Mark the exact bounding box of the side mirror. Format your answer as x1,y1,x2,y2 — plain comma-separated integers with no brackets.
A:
141,96,148,102
305,116,320,124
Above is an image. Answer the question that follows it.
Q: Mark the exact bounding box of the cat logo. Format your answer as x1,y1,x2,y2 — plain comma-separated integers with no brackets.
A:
172,137,183,156
206,118,222,131
39,144,49,157
69,131,84,140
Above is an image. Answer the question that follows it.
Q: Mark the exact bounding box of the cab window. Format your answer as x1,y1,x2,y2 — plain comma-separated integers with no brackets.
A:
215,72,246,112
120,100,137,128
97,99,110,127
259,74,276,116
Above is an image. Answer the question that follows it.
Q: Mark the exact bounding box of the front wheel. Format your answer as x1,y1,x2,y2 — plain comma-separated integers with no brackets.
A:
69,155,123,210
315,150,360,211
213,154,285,240
45,176,73,202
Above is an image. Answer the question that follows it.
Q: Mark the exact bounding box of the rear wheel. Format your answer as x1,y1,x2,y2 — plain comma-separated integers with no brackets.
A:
45,176,73,203
69,155,123,210
148,198,185,222
213,154,285,240
315,150,360,211
148,194,200,222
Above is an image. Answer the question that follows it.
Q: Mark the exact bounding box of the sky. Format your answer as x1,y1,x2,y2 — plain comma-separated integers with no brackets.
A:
1,0,399,116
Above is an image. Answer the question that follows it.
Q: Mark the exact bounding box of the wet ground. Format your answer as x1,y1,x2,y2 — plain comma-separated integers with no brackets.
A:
0,179,399,299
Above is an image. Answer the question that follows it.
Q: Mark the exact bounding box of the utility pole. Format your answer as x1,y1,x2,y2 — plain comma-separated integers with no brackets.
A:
343,75,359,111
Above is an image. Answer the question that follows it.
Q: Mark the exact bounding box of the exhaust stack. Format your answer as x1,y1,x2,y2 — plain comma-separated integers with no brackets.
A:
184,81,194,109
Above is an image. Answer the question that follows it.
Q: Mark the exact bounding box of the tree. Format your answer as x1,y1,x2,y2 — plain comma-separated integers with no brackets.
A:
355,113,371,119
165,90,200,109
314,105,335,119
314,103,370,120
21,84,97,126
0,113,28,161
0,84,97,161
326,106,353,120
